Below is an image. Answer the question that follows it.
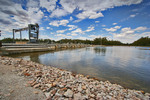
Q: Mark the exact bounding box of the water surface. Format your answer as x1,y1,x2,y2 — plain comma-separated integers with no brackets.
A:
9,46,150,92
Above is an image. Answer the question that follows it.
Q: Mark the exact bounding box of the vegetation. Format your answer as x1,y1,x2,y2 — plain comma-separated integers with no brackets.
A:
0,36,150,46
0,38,28,43
131,37,150,46
38,39,55,44
92,37,123,45
55,37,123,45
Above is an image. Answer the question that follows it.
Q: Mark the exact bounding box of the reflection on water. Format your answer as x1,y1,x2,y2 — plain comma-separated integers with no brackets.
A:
9,46,150,92
94,47,106,56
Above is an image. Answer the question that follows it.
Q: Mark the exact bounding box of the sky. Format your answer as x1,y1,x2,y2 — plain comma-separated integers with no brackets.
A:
0,0,150,43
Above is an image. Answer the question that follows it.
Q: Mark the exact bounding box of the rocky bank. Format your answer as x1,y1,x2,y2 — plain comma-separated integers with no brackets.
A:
0,56,150,100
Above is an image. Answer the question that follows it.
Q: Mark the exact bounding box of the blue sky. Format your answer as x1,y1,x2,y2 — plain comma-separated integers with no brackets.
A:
0,0,150,43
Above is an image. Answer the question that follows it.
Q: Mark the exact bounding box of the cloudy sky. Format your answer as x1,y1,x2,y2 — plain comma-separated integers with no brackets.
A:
0,0,150,43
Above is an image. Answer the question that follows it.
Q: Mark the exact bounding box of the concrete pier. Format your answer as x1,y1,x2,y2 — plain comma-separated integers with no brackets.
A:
0,43,92,55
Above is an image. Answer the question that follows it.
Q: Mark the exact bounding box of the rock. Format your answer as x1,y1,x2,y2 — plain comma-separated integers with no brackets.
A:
78,84,82,92
74,92,82,100
45,92,50,98
89,85,93,89
82,85,86,90
27,80,35,84
140,90,145,94
96,93,102,99
52,82,57,87
59,85,64,88
145,93,150,96
33,83,40,88
86,89,91,95
90,94,95,98
64,89,73,98
51,90,57,96
31,81,37,87
45,84,52,88
55,92,62,97
106,95,112,99
143,96,150,100
82,95,88,99
24,72,31,76
33,91,39,94
46,96,52,100
61,87,67,91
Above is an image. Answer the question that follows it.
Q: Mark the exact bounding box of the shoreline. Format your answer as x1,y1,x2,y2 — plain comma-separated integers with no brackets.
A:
0,56,150,99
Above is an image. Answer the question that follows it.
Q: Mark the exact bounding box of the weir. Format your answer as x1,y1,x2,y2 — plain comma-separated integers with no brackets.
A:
13,23,39,43
0,43,92,55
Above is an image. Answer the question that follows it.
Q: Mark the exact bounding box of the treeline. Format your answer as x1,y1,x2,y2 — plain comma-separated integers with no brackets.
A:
56,38,123,45
0,38,28,43
0,37,150,46
0,38,55,43
131,37,150,46
0,37,124,45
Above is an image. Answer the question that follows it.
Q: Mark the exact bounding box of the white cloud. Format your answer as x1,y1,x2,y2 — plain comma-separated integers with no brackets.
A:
40,0,57,12
114,26,121,29
27,0,39,8
71,33,78,36
134,26,147,31
69,16,73,21
50,32,54,34
130,14,136,18
95,21,100,23
55,34,73,39
0,0,44,34
102,25,106,27
85,26,95,32
46,27,50,29
27,8,44,24
67,25,77,30
76,11,103,21
113,23,117,25
89,12,103,19
105,28,117,32
56,29,67,33
67,33,71,35
49,19,69,27
112,26,149,43
104,26,121,32
55,34,66,37
72,28,84,34
39,27,44,30
50,8,68,17
60,0,142,21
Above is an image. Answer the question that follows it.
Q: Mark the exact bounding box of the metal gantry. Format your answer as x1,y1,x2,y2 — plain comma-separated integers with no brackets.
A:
13,23,39,43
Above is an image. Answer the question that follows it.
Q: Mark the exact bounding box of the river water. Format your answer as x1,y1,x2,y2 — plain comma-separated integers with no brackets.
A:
9,46,150,92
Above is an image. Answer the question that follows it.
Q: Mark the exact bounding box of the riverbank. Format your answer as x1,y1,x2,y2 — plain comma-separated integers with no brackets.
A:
0,56,150,100
0,61,45,100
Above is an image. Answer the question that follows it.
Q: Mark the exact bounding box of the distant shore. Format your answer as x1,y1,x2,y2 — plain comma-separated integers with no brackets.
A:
0,56,150,99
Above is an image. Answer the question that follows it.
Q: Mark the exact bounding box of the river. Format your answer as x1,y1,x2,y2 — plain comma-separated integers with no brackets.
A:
9,46,150,92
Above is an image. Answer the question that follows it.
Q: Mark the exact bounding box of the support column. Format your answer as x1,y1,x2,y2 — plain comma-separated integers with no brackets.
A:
28,25,31,43
13,29,15,43
20,31,22,40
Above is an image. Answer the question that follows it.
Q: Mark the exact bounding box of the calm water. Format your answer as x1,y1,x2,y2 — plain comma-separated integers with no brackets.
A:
9,46,150,92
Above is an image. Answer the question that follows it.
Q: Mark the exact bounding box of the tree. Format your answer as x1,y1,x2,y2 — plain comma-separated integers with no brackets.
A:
131,37,150,46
